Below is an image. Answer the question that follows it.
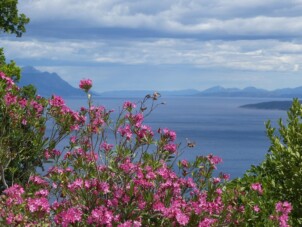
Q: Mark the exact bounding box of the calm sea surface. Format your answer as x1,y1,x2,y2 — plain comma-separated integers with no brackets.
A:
64,96,289,179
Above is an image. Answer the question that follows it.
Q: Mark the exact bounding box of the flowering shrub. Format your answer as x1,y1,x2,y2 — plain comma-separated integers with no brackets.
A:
242,98,302,226
0,75,293,226
0,72,83,191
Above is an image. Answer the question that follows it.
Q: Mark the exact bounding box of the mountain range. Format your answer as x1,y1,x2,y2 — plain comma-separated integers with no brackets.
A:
17,66,302,99
19,66,84,98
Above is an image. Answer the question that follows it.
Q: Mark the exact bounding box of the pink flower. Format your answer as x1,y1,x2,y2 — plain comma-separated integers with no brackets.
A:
0,72,14,89
199,218,216,227
49,95,65,107
221,173,230,181
4,93,17,105
131,113,144,127
163,128,177,141
87,206,113,225
55,207,82,227
137,125,153,141
79,79,92,91
251,183,263,195
123,101,136,110
176,212,189,226
212,177,221,184
207,154,222,165
276,201,292,214
18,98,27,107
163,143,177,154
215,188,223,195
118,125,133,140
253,205,260,213
21,119,27,125
67,178,84,191
181,159,189,168
100,142,114,153
27,197,50,213
29,175,48,186
3,184,24,205
35,189,49,197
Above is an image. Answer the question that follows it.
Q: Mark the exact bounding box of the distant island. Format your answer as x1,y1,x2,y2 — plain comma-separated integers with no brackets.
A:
196,86,302,98
240,101,293,111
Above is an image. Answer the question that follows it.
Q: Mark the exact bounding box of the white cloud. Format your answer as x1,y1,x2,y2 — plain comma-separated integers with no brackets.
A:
2,37,302,73
4,0,302,91
18,0,302,38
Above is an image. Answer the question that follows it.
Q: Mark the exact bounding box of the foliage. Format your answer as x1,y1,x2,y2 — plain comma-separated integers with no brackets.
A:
0,0,28,81
0,72,77,192
0,48,21,81
0,75,292,226
240,98,302,226
0,0,29,37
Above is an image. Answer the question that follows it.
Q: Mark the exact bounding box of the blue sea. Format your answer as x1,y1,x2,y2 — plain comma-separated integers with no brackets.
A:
64,96,289,179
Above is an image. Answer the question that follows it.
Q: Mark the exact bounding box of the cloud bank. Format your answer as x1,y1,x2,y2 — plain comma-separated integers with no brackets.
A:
1,0,302,91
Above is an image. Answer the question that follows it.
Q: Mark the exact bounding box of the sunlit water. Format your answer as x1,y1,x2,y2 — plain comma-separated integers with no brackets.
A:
59,96,289,179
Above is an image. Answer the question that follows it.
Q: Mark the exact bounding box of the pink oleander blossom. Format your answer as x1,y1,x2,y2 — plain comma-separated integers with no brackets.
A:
123,101,136,110
54,207,83,227
207,154,222,167
79,79,92,91
275,201,292,214
163,143,177,154
35,189,49,197
137,125,153,140
87,206,114,225
253,205,260,213
27,197,50,213
198,218,216,227
18,98,27,107
100,142,114,153
176,212,189,226
251,183,263,195
207,154,222,165
118,125,133,140
221,173,230,181
30,100,44,116
212,177,221,184
118,220,142,227
3,184,24,205
29,175,48,186
180,159,189,168
4,93,17,105
67,178,84,191
163,128,177,141
129,113,143,127
0,72,15,89
49,95,65,107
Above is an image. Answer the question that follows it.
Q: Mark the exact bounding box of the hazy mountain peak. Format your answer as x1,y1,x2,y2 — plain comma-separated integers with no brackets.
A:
19,66,84,98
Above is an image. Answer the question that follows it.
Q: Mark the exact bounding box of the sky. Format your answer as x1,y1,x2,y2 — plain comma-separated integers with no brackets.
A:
2,0,302,92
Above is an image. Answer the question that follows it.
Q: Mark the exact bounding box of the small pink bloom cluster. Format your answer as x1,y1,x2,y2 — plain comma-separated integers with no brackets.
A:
118,124,133,140
49,95,86,132
0,72,14,89
3,184,24,205
274,201,293,227
79,79,92,91
251,182,263,195
162,128,177,141
123,101,136,110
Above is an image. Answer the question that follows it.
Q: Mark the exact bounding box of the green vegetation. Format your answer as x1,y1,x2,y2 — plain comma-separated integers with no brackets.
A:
0,0,29,37
0,48,21,81
250,99,302,225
